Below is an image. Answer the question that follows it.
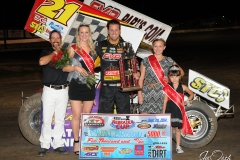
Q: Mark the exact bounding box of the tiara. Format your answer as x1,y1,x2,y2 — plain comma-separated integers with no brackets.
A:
169,66,180,71
80,22,89,26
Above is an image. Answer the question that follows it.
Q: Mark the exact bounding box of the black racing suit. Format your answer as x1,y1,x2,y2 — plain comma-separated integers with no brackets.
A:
96,37,136,114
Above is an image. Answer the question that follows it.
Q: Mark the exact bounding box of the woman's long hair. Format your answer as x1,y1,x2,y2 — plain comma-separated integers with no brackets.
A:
75,24,96,55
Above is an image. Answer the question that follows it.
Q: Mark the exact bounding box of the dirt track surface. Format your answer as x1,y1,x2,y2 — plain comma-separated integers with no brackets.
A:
1,29,240,160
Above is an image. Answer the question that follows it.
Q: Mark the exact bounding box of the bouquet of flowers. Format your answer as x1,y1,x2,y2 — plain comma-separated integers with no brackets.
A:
83,72,98,89
50,49,72,69
67,58,98,89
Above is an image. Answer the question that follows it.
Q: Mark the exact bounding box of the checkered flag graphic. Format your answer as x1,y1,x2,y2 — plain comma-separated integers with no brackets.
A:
63,14,108,49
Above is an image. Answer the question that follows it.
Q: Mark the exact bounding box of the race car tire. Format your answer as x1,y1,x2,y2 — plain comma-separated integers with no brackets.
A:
18,93,41,146
173,100,218,148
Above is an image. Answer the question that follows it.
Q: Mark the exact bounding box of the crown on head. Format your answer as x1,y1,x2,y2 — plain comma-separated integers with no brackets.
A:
169,66,180,71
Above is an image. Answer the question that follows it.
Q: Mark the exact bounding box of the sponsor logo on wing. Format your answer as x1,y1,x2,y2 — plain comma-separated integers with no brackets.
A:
49,22,63,32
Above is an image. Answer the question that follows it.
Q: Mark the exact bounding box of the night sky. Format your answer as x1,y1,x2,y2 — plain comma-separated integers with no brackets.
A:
0,0,238,29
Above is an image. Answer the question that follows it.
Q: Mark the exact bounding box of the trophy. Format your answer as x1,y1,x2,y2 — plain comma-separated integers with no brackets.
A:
118,42,141,92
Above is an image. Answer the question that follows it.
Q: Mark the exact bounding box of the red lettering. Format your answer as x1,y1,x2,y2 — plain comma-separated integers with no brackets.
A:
108,8,120,18
116,124,130,129
147,131,161,138
87,138,97,143
102,53,121,60
90,1,120,18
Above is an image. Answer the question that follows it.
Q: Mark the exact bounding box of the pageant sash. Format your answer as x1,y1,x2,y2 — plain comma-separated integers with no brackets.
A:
72,44,94,74
163,85,193,135
148,55,193,135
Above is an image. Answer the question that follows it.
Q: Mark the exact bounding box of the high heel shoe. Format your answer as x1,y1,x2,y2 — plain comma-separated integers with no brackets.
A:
73,140,79,155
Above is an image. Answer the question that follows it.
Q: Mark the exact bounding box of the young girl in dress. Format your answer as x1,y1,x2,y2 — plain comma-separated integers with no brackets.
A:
162,65,194,153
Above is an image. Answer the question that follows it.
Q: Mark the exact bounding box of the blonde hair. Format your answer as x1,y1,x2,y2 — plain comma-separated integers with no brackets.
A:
75,24,96,55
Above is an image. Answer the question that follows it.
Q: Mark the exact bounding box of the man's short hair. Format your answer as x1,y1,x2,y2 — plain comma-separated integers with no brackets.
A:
107,19,121,29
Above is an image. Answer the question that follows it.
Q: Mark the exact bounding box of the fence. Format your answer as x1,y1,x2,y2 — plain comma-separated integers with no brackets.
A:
0,29,48,50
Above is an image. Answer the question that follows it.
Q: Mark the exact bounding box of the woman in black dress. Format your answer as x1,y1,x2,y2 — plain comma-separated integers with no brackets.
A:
63,24,99,155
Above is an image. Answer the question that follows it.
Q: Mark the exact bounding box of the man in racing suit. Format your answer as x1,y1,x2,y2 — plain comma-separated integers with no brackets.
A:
96,19,140,114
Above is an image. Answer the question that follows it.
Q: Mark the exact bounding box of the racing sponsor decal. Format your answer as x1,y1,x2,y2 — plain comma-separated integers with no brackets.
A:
86,0,171,44
84,152,98,156
117,48,123,53
152,123,167,129
148,145,167,158
87,137,131,144
103,65,120,81
133,138,144,144
134,145,144,155
147,118,167,122
190,77,229,103
84,116,105,128
105,70,120,76
49,21,64,32
188,69,230,109
102,53,122,60
35,0,80,26
110,116,135,129
136,120,151,129
87,128,144,138
100,147,118,156
29,21,46,34
119,148,132,154
34,14,47,25
154,145,165,149
153,141,168,145
88,0,121,18
82,145,99,152
147,131,161,138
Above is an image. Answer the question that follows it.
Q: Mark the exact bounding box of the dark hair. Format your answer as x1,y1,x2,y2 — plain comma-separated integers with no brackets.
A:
49,30,62,39
107,19,121,30
168,65,181,77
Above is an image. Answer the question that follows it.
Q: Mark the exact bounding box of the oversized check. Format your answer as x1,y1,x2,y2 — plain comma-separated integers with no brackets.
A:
80,114,172,159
